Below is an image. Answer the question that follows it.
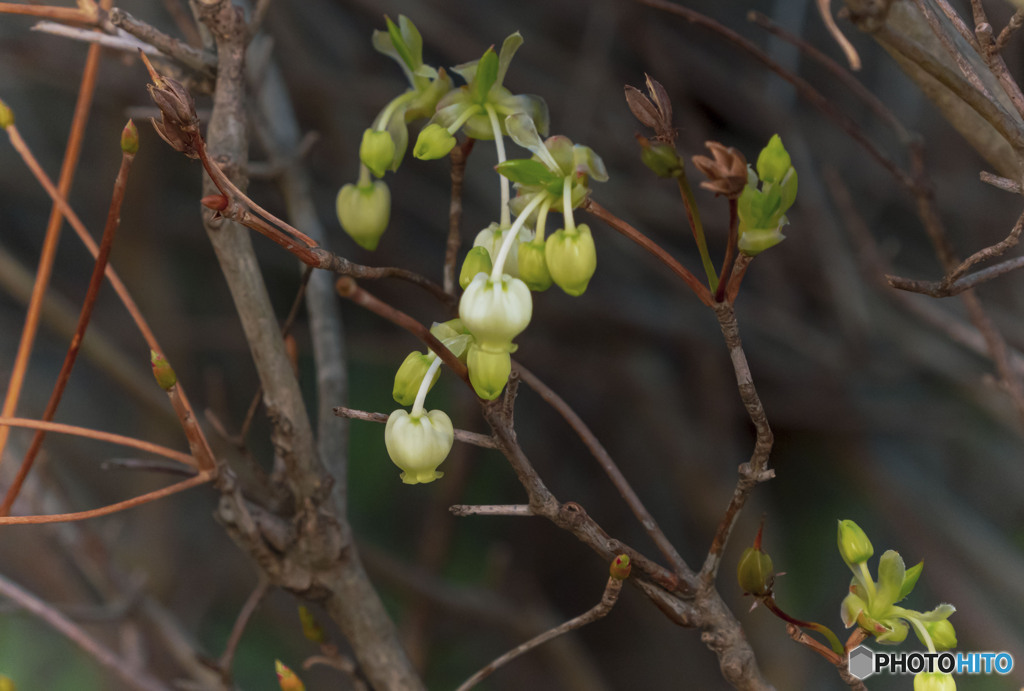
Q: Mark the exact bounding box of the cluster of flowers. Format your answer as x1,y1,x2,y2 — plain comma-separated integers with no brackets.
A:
337,17,606,484
838,520,958,690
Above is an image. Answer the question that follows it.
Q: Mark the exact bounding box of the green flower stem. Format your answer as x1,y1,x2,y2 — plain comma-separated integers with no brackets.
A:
762,596,844,656
535,196,552,242
894,607,936,653
372,90,417,131
357,163,373,187
675,170,717,292
411,355,444,417
491,193,546,279
561,176,576,233
485,104,511,227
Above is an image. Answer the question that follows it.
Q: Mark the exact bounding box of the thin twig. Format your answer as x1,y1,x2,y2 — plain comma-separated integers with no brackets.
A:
980,170,1023,193
449,504,535,517
0,471,213,525
333,406,499,449
0,417,195,467
315,249,454,308
0,573,170,691
0,2,95,23
454,576,624,691
216,576,271,677
582,198,713,305
31,20,156,54
995,10,1024,53
910,0,992,101
514,363,695,585
107,8,216,75
444,138,474,296
1,139,137,515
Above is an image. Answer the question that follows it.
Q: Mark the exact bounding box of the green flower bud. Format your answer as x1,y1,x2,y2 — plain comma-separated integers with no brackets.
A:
609,554,632,580
384,408,453,484
838,519,874,567
737,545,774,596
275,660,305,691
337,180,390,250
120,119,139,155
467,343,512,400
359,129,396,178
640,140,682,178
413,122,457,160
545,223,597,296
393,351,439,406
150,350,177,391
923,619,957,651
459,246,493,289
517,238,552,291
474,223,530,278
459,273,532,348
755,134,792,185
914,673,956,691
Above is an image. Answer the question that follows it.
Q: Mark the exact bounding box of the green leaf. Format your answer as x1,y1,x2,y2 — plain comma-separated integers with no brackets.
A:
496,158,559,186
385,16,417,75
496,32,524,88
898,561,923,601
472,48,499,103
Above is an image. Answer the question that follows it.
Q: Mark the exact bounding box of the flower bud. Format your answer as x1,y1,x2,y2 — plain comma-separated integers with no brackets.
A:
0,675,15,691
737,545,774,596
385,408,453,484
275,660,305,691
459,273,532,348
393,351,439,406
838,519,873,567
545,224,597,296
359,129,396,178
755,134,792,185
459,246,493,289
517,238,552,291
150,350,177,391
609,554,632,580
0,99,13,129
120,120,139,155
337,180,390,250
467,343,512,400
413,122,457,160
639,139,682,178
473,223,530,279
298,605,327,644
914,672,956,691
923,619,957,651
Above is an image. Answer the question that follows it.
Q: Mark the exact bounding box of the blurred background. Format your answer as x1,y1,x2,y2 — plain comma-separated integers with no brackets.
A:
1,0,1023,688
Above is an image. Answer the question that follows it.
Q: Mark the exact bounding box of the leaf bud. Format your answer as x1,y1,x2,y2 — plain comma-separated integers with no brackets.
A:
609,554,632,580
0,99,13,129
755,134,792,185
275,660,305,691
297,605,327,644
638,137,682,178
120,119,139,155
150,350,177,391
737,545,774,596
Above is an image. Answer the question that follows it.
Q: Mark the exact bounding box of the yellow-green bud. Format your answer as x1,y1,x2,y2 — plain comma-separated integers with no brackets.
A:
275,660,305,691
0,675,15,691
545,224,597,296
393,351,439,406
459,246,493,290
467,343,511,400
337,180,390,250
609,554,631,580
914,672,956,691
359,129,396,178
837,519,874,567
413,122,457,160
0,99,12,129
640,140,682,178
737,546,774,596
120,120,139,155
924,619,957,651
297,605,327,644
150,350,177,391
517,238,552,291
384,408,453,484
473,223,529,279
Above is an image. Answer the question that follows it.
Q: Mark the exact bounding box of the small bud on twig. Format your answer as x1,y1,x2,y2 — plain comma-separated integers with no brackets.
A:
0,99,13,129
120,119,139,155
610,554,632,580
200,194,230,211
150,350,177,391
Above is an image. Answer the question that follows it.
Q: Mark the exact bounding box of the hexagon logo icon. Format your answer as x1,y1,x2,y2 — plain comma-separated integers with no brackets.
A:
848,645,875,679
